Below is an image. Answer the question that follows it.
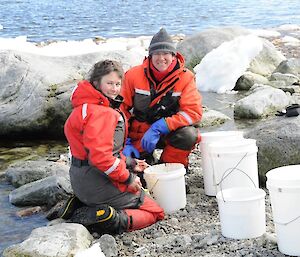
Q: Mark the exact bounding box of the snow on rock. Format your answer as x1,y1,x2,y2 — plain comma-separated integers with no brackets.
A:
75,243,106,257
0,36,148,57
249,29,281,38
194,34,263,93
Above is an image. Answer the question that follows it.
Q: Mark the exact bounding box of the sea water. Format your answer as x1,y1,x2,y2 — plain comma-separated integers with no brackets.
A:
0,0,299,42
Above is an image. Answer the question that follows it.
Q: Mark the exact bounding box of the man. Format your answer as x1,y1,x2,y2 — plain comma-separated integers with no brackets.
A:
121,28,202,168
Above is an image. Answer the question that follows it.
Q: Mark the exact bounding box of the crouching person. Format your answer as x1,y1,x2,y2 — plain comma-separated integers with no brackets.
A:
63,60,164,234
121,28,203,168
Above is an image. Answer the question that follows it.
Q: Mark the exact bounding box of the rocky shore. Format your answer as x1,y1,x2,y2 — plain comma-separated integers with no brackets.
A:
1,149,286,257
1,25,300,256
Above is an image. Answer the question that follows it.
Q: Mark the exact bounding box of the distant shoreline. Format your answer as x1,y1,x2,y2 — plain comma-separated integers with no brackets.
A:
0,25,299,59
0,23,299,43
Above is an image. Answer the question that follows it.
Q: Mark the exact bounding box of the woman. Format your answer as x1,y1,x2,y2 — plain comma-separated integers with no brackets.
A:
64,60,164,234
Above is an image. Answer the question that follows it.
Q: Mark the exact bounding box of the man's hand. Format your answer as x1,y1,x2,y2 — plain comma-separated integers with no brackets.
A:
141,118,170,153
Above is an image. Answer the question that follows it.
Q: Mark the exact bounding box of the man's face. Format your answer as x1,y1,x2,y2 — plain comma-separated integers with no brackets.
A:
151,51,175,72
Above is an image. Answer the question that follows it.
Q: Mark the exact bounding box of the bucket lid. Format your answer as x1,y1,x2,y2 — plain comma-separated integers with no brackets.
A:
208,138,257,154
216,187,266,202
201,130,244,143
144,163,186,179
266,165,300,188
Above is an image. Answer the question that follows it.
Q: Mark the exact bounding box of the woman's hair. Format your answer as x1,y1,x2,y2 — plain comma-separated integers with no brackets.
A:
89,60,124,85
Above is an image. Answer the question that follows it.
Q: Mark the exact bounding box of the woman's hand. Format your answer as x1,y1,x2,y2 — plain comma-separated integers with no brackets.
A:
127,176,142,193
133,159,149,173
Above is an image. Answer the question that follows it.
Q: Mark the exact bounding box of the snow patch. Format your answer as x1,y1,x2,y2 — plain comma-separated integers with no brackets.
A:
194,35,263,94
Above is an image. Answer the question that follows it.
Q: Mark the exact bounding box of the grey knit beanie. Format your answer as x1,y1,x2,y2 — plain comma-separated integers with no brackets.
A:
149,28,176,55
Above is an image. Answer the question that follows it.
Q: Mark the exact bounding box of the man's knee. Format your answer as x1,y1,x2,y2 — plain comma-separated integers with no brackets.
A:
167,126,200,150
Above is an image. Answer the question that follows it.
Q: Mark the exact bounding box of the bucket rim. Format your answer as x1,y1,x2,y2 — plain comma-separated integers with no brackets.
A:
216,187,266,202
144,163,185,174
209,138,256,148
144,163,186,180
200,130,244,143
208,148,258,155
208,139,257,154
266,165,300,187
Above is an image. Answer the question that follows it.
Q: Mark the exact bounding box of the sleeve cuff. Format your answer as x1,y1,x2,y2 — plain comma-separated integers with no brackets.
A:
124,172,135,185
125,156,137,172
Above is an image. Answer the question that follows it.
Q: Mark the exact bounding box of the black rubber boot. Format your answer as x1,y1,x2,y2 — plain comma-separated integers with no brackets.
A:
57,195,85,220
69,205,128,235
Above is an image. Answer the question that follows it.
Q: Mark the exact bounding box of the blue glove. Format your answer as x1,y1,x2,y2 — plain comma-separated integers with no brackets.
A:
122,138,140,158
141,118,170,153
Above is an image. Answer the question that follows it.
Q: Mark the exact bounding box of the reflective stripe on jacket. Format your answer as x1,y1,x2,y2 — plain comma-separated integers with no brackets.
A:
64,80,130,184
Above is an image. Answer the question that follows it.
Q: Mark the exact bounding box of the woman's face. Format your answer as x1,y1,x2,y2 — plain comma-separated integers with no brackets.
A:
151,51,175,72
98,71,122,99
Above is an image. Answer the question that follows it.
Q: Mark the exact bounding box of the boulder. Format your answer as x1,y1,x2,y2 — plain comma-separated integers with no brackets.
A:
235,71,270,91
269,72,299,86
248,39,286,76
3,223,92,257
245,116,300,184
5,160,69,187
0,49,144,138
234,84,290,119
177,27,285,76
177,26,249,68
273,58,300,77
199,109,231,127
9,175,72,206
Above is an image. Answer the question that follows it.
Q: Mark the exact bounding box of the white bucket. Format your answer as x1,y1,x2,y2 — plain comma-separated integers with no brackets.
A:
266,165,300,256
144,163,186,214
200,131,244,196
208,138,258,193
216,187,266,239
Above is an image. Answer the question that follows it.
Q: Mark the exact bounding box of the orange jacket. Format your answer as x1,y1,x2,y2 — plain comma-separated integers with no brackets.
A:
64,80,131,185
121,53,202,139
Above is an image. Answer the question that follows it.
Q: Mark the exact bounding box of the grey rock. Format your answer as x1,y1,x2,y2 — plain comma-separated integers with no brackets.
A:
134,246,149,257
3,223,93,257
0,49,144,138
234,84,290,119
9,175,72,206
177,26,250,68
270,72,299,85
274,58,300,77
249,39,286,76
172,235,192,247
5,160,69,187
245,117,300,183
235,72,270,91
97,234,118,257
200,109,231,127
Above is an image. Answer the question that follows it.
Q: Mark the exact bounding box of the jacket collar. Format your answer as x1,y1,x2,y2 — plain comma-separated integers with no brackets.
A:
71,80,123,108
142,52,186,84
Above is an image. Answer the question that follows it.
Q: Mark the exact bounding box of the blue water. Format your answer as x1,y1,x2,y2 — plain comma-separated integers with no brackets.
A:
0,140,68,255
0,0,299,42
0,181,48,256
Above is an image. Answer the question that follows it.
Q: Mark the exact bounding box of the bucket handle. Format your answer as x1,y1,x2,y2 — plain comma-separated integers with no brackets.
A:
273,215,300,226
148,178,159,194
211,152,257,202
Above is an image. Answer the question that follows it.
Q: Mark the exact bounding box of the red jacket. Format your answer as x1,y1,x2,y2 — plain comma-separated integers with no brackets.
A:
121,53,202,141
64,80,131,184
